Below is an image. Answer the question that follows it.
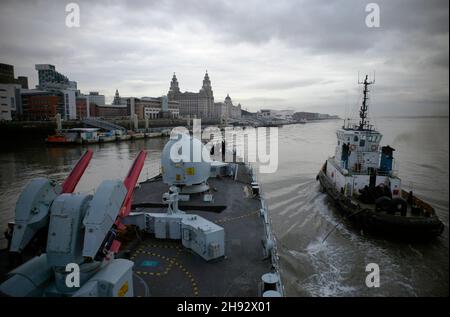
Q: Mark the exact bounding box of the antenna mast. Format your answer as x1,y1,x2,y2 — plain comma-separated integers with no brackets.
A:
358,74,374,130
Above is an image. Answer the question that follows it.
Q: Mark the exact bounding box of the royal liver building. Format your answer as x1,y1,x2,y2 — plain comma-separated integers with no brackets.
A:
167,71,214,119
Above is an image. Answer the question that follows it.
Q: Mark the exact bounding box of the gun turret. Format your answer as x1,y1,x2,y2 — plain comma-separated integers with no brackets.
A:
9,150,93,254
1,150,147,297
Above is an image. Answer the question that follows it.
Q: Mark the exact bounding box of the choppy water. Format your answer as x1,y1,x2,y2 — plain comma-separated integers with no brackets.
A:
258,117,449,297
0,117,448,296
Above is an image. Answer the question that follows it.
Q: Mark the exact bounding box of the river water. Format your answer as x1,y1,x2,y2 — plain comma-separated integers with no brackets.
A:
0,117,448,296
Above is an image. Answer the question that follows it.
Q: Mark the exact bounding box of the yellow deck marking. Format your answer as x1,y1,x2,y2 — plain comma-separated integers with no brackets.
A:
131,243,199,296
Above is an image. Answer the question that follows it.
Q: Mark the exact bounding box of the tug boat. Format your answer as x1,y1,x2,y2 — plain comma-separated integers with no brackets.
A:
316,75,444,239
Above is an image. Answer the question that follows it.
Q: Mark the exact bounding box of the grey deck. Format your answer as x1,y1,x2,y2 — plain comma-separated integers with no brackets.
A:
123,167,273,297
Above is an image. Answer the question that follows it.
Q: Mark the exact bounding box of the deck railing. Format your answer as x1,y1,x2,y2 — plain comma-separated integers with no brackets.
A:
144,159,162,180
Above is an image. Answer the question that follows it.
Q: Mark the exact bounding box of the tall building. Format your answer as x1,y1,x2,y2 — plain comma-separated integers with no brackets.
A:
167,71,214,119
0,63,14,80
134,96,179,119
224,94,241,119
35,64,71,90
0,63,28,88
17,76,28,89
0,63,28,120
212,94,242,121
0,83,21,121
34,64,77,120
73,92,106,119
20,90,60,121
76,97,89,119
113,89,121,105
88,91,105,106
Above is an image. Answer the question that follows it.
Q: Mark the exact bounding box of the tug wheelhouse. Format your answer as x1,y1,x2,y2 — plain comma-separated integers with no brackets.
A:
325,75,401,199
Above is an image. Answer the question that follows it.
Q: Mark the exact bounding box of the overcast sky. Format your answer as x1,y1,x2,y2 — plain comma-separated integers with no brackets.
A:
0,0,448,116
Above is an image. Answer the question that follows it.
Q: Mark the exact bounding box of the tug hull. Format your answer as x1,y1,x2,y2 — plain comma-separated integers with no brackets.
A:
317,169,444,239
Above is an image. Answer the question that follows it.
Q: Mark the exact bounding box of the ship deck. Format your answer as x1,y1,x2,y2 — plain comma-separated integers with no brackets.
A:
120,166,273,297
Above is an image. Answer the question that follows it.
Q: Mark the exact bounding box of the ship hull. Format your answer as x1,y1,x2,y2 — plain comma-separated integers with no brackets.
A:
317,169,444,239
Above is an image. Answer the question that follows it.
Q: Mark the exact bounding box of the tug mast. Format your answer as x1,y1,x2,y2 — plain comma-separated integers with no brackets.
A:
358,74,375,130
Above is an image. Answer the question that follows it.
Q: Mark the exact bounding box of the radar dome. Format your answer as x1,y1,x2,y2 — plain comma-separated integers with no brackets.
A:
161,133,211,188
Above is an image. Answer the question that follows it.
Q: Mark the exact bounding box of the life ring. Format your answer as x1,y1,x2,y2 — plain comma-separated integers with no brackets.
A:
350,144,356,151
371,145,378,151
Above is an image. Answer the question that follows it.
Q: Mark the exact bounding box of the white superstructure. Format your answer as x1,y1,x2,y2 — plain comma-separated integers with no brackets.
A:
324,75,402,199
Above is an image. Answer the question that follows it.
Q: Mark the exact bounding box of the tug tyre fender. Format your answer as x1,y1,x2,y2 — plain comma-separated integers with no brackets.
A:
319,184,325,193
390,197,408,214
375,196,391,212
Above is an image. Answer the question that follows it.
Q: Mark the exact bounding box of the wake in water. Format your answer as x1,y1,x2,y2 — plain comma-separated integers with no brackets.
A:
259,118,448,297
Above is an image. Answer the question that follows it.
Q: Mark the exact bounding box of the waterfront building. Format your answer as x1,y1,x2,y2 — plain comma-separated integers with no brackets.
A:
76,97,89,119
0,63,28,89
20,89,60,121
60,89,76,120
0,63,28,120
35,64,71,90
224,94,242,119
167,71,214,119
212,94,242,121
0,83,22,121
34,64,77,120
88,91,105,106
257,109,294,121
80,89,130,118
293,111,319,121
292,112,338,121
212,102,228,121
113,89,121,105
74,92,106,119
35,64,77,91
134,96,180,119
90,104,128,118
0,63,14,81
17,76,28,89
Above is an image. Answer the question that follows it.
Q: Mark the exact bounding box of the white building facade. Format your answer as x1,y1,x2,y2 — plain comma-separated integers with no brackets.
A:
88,91,105,106
0,83,21,121
212,94,242,121
257,109,294,121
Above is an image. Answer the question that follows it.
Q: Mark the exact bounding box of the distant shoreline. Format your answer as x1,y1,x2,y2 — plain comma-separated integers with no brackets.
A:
372,115,449,119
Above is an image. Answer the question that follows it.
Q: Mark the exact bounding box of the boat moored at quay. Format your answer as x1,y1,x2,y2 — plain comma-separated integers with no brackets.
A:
46,128,168,145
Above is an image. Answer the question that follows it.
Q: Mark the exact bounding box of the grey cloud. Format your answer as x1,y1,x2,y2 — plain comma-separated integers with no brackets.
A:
0,0,447,115
246,78,330,91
